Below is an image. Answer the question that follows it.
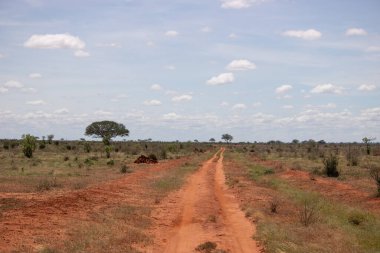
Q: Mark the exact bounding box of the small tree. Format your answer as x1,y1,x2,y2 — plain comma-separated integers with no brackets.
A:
47,134,54,144
85,121,129,145
324,154,339,177
209,138,216,143
105,145,112,158
362,137,376,155
21,134,37,158
368,163,380,197
221,134,233,143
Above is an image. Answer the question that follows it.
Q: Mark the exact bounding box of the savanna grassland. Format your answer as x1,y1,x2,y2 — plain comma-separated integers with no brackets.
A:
0,139,379,253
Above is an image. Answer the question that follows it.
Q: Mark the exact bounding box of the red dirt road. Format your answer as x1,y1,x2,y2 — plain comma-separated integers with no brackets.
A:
152,149,261,253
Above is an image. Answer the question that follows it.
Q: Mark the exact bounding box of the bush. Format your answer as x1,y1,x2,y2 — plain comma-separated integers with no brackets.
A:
107,159,115,166
39,143,46,150
148,154,158,162
64,156,70,161
3,142,9,150
324,154,339,177
348,211,367,225
120,165,132,173
36,178,60,191
195,241,217,252
84,142,91,153
299,198,320,226
21,134,37,158
368,163,380,197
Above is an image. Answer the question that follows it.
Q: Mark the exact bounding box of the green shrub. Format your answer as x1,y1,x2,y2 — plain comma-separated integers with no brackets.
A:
195,241,217,252
107,159,115,166
39,143,46,149
21,134,37,158
324,154,339,177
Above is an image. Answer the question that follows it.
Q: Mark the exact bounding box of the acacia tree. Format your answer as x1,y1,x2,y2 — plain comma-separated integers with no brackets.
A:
85,121,129,145
362,137,376,155
221,134,233,143
209,138,216,143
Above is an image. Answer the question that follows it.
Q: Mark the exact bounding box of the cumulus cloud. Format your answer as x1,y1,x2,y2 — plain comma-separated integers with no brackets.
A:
4,80,24,88
282,29,322,40
346,28,367,36
358,84,376,91
282,105,294,109
165,30,178,37
164,65,176,70
0,87,8,93
21,88,37,93
54,108,69,114
172,95,192,102
24,33,85,49
74,50,90,57
29,73,42,79
366,46,380,53
311,84,343,94
226,59,256,71
232,103,246,109
94,110,113,116
275,84,293,94
206,72,234,85
221,0,265,9
151,84,162,90
144,99,162,106
26,100,46,105
220,101,229,106
228,33,237,39
163,112,181,120
201,26,211,33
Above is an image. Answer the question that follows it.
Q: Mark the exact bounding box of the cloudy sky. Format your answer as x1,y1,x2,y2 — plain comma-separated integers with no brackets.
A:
0,0,379,142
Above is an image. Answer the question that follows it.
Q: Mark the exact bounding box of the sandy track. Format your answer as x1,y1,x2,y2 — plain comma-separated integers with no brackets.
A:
0,158,187,252
153,149,260,253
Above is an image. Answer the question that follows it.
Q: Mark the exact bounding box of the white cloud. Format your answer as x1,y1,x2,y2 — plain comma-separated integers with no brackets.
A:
206,72,234,85
54,108,69,114
282,105,294,109
366,46,380,53
0,87,8,93
311,83,343,94
146,41,155,47
221,0,265,9
282,29,322,40
165,30,178,37
96,42,121,48
94,110,113,116
24,33,85,49
144,99,162,106
26,100,46,105
201,26,211,33
358,84,376,91
74,50,90,57
163,112,181,120
226,59,256,71
21,88,37,93
4,80,24,88
228,33,237,39
346,28,367,36
29,73,42,79
252,102,262,108
151,84,162,90
164,65,176,70
275,84,293,94
172,94,192,102
232,103,246,109
220,101,229,106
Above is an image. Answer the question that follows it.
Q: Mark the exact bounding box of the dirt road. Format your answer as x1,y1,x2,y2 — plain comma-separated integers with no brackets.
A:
152,149,261,253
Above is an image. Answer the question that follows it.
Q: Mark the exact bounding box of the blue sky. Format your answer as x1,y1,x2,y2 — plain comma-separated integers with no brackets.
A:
0,0,379,142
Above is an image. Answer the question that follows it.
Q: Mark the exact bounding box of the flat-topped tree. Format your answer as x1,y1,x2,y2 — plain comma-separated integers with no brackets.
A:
85,120,129,145
221,134,233,143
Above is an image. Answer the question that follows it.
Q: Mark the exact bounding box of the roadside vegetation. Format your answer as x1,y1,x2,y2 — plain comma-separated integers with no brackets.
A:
224,141,380,253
